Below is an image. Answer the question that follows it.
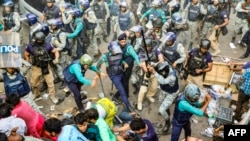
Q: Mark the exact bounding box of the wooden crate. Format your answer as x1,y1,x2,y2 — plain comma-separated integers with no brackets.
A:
203,62,233,86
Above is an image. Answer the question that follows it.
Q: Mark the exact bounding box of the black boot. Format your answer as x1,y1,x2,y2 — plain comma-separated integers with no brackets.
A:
188,42,193,51
39,82,48,92
53,77,61,84
162,118,171,133
239,53,249,59
59,81,66,89
132,83,140,94
231,37,236,44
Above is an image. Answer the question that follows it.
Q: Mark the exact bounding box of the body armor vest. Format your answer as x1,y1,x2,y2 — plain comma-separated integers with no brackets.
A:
163,42,180,64
63,60,86,83
188,4,201,21
187,48,207,76
3,72,31,97
119,12,131,31
106,53,123,76
173,94,194,125
93,2,106,19
44,6,58,20
160,70,179,93
110,1,120,16
148,46,159,63
31,44,50,67
3,12,15,30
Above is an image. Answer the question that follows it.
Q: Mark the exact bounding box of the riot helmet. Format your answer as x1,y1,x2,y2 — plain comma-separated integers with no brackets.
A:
47,19,63,29
120,1,128,8
171,3,180,13
80,54,93,66
40,23,50,36
145,38,153,47
60,2,72,9
108,41,123,55
79,0,90,9
162,32,176,46
34,31,45,45
200,38,211,50
152,0,162,8
26,13,38,25
152,18,163,28
218,0,228,8
3,1,14,13
66,8,81,17
154,61,170,78
184,84,201,104
128,31,135,40
172,13,182,23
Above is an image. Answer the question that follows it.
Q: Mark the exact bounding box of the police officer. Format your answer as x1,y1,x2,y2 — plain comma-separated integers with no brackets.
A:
170,84,211,141
183,0,207,50
80,0,101,61
230,0,250,48
137,38,164,110
41,0,61,22
115,1,136,37
136,0,152,20
63,54,102,111
152,17,164,39
182,38,213,89
115,33,140,99
128,25,144,95
96,41,132,108
208,0,229,56
2,0,21,33
140,0,167,25
60,2,73,33
201,0,219,38
160,32,186,72
67,8,87,59
48,18,70,89
24,31,60,104
92,0,110,43
149,61,179,134
109,0,120,41
2,67,43,115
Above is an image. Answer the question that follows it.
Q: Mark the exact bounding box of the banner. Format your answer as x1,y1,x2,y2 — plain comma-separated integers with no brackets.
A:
0,32,22,68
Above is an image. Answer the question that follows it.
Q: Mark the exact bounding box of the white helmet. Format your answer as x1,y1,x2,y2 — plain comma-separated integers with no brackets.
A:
120,1,128,8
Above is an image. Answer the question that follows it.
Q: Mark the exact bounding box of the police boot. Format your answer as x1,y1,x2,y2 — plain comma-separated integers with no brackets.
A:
53,77,61,84
103,35,109,43
239,53,249,59
162,118,171,134
59,80,66,90
39,82,48,92
188,42,193,51
132,83,140,94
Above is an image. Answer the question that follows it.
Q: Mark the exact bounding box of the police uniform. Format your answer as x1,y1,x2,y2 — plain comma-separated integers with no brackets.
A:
24,39,59,104
208,2,228,56
137,44,162,110
3,69,44,115
68,16,86,58
96,46,131,107
137,0,152,17
115,7,136,37
184,48,213,88
183,1,207,49
231,1,250,45
140,6,167,24
115,33,140,98
42,3,61,22
201,3,218,38
92,0,110,42
84,7,99,56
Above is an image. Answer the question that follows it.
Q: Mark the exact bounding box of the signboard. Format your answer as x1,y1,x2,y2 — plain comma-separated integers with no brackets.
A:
0,32,22,68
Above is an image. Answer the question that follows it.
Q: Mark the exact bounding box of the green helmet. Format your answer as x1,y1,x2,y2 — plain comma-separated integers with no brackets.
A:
80,54,93,66
184,84,201,104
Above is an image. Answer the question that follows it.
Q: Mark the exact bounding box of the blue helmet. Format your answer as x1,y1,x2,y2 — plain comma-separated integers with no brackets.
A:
26,13,38,25
79,0,90,9
40,23,50,36
3,0,14,7
108,41,122,54
172,13,182,23
163,32,176,42
47,19,63,28
66,8,81,17
184,84,201,104
154,61,170,78
61,2,72,9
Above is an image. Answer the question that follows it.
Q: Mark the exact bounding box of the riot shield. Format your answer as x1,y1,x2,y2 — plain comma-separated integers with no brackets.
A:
0,32,22,68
